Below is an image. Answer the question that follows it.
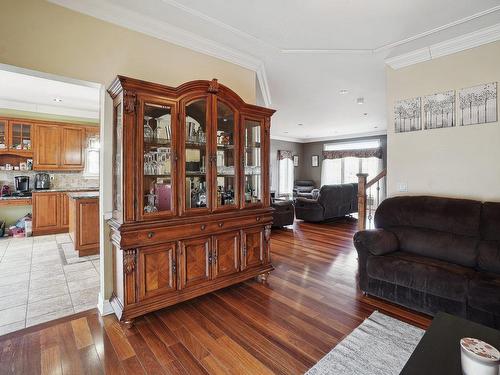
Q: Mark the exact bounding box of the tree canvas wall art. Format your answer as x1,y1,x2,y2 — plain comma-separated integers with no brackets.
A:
423,90,455,129
458,82,497,126
394,97,421,133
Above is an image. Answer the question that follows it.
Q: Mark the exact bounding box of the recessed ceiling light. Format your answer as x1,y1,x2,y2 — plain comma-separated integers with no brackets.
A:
357,97,364,105
339,89,348,95
53,98,63,103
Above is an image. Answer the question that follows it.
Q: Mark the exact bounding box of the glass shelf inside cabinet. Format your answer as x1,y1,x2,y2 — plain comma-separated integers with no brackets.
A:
185,99,208,209
143,103,173,214
215,101,236,208
244,119,262,204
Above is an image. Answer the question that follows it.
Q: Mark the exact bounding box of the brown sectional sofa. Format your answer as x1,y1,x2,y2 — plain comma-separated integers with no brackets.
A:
354,195,500,329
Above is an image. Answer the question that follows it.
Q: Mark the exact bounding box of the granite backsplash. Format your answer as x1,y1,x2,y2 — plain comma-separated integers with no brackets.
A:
0,170,99,191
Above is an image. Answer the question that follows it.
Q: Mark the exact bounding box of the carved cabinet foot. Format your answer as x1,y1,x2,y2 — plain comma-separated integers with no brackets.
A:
123,319,135,329
259,271,271,282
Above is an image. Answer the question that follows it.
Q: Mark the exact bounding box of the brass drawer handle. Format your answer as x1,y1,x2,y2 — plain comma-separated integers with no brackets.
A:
256,217,261,222
201,224,206,231
218,222,224,228
147,231,155,238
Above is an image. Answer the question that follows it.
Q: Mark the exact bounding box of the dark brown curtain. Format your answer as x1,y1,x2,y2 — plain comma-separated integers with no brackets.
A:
322,147,383,160
278,150,293,160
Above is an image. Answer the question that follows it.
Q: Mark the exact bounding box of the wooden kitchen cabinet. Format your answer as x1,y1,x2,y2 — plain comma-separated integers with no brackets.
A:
34,124,85,171
32,192,60,235
68,193,99,256
61,127,84,169
33,191,85,235
0,118,33,162
34,124,60,169
60,193,70,228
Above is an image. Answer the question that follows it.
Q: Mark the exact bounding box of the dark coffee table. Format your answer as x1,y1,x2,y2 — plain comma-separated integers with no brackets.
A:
401,312,500,374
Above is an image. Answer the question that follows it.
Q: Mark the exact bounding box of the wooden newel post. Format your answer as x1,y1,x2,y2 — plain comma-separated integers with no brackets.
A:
357,173,368,231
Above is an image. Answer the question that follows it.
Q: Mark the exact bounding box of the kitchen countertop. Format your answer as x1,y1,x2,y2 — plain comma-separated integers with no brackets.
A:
0,195,32,201
0,188,99,201
67,191,99,199
32,187,99,193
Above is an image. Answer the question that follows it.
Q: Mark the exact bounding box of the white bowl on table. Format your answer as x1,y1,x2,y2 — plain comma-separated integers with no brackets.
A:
460,337,500,375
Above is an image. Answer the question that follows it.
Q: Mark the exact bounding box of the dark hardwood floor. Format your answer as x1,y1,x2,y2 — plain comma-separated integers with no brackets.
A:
0,219,431,374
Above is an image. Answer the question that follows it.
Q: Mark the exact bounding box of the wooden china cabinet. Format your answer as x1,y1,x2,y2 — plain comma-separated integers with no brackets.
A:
107,76,275,326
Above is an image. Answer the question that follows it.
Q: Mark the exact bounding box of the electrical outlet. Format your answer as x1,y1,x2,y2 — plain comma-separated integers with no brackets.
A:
398,182,408,192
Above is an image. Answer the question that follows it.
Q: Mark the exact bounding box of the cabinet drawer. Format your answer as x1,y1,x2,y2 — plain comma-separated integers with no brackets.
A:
120,214,272,248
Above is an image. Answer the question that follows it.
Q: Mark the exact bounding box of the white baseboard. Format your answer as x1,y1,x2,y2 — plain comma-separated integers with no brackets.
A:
97,293,114,316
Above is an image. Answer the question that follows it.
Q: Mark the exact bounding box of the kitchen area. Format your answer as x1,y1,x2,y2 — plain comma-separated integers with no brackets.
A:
0,69,101,334
0,119,100,253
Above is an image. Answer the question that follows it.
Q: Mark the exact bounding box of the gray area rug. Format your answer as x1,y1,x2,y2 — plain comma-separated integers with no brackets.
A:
305,311,424,375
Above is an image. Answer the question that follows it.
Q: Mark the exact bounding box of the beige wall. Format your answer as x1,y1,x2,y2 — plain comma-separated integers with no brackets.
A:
0,0,256,305
387,41,500,202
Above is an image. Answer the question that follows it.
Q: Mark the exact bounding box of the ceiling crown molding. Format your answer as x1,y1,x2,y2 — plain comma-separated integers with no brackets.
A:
281,49,373,54
386,23,500,69
375,5,500,52
159,0,277,50
271,129,387,144
48,0,272,106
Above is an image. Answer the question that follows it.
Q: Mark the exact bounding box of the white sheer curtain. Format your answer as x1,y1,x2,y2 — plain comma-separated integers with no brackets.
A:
278,158,294,197
321,140,382,186
321,158,341,185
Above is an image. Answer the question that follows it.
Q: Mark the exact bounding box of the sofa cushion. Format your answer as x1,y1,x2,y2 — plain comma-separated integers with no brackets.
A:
468,273,500,312
477,240,500,274
389,226,479,267
366,252,474,301
375,196,482,237
480,202,500,241
353,229,399,256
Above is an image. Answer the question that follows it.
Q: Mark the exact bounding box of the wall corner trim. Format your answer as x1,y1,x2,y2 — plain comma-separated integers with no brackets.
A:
97,293,114,316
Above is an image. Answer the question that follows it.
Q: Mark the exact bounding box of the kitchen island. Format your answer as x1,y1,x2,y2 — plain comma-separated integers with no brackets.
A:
68,191,99,256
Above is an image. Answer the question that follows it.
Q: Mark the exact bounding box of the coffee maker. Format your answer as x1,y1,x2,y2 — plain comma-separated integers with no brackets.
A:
34,172,50,190
14,176,30,192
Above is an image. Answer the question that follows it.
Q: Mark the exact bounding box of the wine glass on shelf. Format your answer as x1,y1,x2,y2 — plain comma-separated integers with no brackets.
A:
144,116,154,143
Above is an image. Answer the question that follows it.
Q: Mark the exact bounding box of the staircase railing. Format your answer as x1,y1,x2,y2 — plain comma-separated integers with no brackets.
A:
357,170,387,231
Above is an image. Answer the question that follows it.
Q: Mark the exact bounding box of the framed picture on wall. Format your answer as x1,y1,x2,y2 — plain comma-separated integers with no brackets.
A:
311,155,319,167
458,82,497,126
293,155,299,167
394,97,422,133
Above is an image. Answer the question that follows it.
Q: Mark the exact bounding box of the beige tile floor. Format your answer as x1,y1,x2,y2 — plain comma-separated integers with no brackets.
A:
0,233,99,336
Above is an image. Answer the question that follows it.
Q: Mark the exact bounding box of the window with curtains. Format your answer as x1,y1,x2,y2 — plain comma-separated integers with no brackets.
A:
278,150,294,197
321,140,382,185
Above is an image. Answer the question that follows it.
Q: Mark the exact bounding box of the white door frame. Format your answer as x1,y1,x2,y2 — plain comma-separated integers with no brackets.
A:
0,63,112,316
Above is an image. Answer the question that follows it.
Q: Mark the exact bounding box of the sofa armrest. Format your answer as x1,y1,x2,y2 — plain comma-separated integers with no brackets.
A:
353,229,399,256
295,197,320,207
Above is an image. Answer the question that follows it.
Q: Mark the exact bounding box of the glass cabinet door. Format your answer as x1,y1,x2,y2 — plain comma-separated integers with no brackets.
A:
0,120,6,150
243,118,263,206
215,101,237,210
141,102,175,217
184,98,209,212
9,121,32,151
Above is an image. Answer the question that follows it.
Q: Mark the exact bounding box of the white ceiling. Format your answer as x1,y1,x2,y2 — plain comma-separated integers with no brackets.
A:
50,0,500,141
0,70,100,119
